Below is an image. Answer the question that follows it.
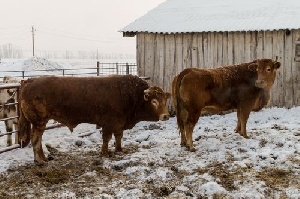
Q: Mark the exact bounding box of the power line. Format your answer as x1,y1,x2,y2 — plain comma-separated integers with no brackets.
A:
38,25,125,41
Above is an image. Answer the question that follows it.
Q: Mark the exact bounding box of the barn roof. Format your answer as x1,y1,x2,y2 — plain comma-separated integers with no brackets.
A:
120,0,300,36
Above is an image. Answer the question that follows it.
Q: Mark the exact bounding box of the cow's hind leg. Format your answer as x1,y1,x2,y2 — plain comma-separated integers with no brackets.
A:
31,123,47,165
102,129,112,157
184,110,201,152
178,109,188,147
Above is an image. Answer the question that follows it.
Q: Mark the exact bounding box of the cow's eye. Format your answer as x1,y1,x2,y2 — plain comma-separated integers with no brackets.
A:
267,68,271,72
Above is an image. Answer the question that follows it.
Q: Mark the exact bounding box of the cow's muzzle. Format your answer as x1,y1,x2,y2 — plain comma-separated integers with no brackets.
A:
160,114,170,121
255,80,267,89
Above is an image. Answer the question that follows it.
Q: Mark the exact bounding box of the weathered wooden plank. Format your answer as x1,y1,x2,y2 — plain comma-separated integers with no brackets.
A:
165,34,176,93
257,31,264,59
136,33,145,76
266,31,276,106
250,31,258,61
202,32,209,68
216,32,223,67
244,31,251,62
144,33,156,85
239,32,245,64
233,32,240,64
264,31,273,106
191,33,198,68
276,30,286,107
183,34,192,69
154,34,165,88
284,30,294,108
270,31,281,107
209,32,216,68
222,32,228,66
212,32,218,67
264,31,273,59
197,33,204,68
175,34,184,74
292,30,300,106
227,32,234,65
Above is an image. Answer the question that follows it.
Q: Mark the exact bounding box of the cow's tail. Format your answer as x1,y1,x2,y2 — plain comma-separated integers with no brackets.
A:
18,104,31,148
173,68,191,133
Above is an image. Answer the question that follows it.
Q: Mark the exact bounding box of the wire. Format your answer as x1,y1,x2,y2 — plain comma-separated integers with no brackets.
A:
38,25,125,41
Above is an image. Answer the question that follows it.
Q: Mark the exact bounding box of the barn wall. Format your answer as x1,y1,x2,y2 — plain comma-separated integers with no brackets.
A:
136,30,300,108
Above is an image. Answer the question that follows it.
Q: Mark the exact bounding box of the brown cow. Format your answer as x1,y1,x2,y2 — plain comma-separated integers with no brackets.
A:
18,75,171,164
172,59,280,152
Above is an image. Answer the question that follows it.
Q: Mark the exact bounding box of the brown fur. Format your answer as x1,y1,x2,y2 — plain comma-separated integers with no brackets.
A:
172,59,280,151
18,75,171,164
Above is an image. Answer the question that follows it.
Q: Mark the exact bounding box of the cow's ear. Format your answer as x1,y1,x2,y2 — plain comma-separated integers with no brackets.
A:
144,89,150,101
248,63,258,71
274,61,281,69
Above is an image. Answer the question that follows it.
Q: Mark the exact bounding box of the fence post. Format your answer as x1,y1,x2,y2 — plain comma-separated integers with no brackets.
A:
22,71,25,79
62,69,65,76
116,62,119,74
126,63,129,75
97,61,100,76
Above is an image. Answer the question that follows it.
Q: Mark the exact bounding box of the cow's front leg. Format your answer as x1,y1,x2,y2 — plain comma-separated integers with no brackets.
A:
114,130,123,152
179,124,187,147
239,107,251,138
179,109,188,147
235,108,241,133
185,123,196,152
31,124,47,165
101,130,112,157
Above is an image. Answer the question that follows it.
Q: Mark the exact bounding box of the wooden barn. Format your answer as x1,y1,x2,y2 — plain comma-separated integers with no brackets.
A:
120,0,300,108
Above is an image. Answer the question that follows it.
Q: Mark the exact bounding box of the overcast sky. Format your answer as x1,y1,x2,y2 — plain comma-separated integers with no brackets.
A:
0,0,165,56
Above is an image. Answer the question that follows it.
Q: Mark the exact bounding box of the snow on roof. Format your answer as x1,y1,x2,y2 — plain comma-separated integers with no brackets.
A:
120,0,300,34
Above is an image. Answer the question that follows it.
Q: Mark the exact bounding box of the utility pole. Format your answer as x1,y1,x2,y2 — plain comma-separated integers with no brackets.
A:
31,26,36,57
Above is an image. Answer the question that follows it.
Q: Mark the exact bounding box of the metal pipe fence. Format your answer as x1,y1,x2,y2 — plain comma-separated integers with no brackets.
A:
0,62,137,79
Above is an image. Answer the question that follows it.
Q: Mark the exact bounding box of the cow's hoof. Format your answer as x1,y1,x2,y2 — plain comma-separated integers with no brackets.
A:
242,135,249,139
34,159,48,166
101,153,109,158
180,143,187,147
47,154,55,161
186,146,196,152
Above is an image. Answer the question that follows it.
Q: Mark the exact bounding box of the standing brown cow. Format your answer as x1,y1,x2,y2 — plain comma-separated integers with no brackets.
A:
18,75,171,164
172,59,280,152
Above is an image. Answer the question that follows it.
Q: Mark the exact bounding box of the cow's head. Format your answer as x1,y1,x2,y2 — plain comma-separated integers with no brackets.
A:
144,86,171,121
249,59,281,89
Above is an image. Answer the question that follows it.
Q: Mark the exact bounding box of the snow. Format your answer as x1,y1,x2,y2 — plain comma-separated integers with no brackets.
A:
0,58,299,198
121,0,300,33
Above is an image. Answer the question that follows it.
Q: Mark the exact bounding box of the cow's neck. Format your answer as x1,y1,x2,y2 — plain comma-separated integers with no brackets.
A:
131,102,157,124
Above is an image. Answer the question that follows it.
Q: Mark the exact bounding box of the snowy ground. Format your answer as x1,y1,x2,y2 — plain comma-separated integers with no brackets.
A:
0,107,299,198
0,57,299,198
